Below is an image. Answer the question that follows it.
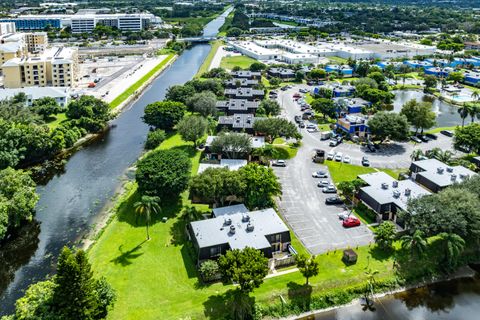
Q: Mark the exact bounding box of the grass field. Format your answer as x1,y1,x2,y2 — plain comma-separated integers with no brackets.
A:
46,112,67,130
195,40,222,77
327,56,348,64
425,126,458,134
109,54,175,109
220,55,257,70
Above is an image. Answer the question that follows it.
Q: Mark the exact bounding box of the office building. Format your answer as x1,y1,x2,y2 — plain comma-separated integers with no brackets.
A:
0,86,70,106
0,22,16,35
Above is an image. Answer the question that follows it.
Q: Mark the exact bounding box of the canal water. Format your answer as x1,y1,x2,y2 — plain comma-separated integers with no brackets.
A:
0,8,232,315
299,275,480,320
393,90,464,128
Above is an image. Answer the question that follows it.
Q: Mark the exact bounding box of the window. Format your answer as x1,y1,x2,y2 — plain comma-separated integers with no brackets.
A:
209,246,221,257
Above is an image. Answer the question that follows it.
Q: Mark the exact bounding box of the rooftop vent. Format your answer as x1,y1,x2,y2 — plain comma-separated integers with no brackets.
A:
446,167,454,173
451,174,457,181
242,214,250,223
393,190,401,198
392,181,399,188
224,218,232,226
405,188,411,196
460,173,469,179
437,167,445,174
229,225,236,234
381,182,389,190
246,222,254,232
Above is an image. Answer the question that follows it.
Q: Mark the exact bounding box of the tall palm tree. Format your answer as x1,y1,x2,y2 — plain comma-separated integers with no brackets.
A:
458,104,470,127
134,195,161,240
364,267,379,309
182,206,202,223
471,90,480,102
400,230,428,259
438,232,465,268
468,104,480,123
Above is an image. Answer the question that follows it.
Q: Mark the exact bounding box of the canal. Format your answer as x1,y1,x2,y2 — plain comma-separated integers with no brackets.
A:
0,7,232,315
299,274,480,320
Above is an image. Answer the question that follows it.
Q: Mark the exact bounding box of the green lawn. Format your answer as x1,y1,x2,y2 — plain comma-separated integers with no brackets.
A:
46,112,67,130
220,55,257,70
327,56,348,64
196,40,222,78
426,126,458,134
325,161,377,183
109,54,175,109
217,10,234,37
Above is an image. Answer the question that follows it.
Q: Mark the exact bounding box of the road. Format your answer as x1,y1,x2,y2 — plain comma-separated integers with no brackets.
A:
273,86,375,255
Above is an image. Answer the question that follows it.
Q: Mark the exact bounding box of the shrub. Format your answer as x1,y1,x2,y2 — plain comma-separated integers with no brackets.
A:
145,130,166,150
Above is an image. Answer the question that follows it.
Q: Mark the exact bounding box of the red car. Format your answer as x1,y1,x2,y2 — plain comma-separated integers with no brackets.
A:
293,93,301,99
343,217,361,228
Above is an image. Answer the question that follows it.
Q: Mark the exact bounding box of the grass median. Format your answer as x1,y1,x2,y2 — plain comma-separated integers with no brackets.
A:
109,54,176,110
195,40,223,78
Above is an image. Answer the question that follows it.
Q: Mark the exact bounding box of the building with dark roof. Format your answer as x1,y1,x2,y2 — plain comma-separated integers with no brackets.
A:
224,78,259,88
188,206,291,262
217,113,264,133
410,159,476,192
224,87,265,100
230,70,261,80
267,67,295,80
216,99,259,115
357,171,431,225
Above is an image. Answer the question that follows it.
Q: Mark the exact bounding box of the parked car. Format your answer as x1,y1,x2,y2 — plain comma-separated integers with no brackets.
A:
343,217,361,228
337,211,351,220
320,131,332,140
299,88,309,93
294,115,301,123
298,121,306,128
326,152,335,160
329,139,339,147
334,152,343,162
322,185,337,193
312,170,328,178
361,156,370,167
417,135,430,142
317,180,330,187
272,160,286,167
307,124,317,132
293,93,301,99
410,136,422,143
342,155,351,163
426,133,437,140
281,86,288,91
440,130,454,137
325,196,344,205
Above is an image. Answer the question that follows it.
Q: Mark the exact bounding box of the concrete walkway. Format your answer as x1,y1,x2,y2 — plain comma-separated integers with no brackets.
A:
266,267,299,279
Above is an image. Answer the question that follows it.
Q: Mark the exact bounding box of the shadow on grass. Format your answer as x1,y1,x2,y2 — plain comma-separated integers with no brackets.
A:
110,240,147,266
203,289,256,320
171,144,197,159
287,281,312,312
368,245,393,262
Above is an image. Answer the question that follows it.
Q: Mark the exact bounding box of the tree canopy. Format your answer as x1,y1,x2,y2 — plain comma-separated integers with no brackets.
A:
238,163,282,209
367,112,410,142
210,132,252,159
142,101,186,131
176,115,208,147
136,149,191,198
186,91,217,117
400,99,436,134
253,118,301,142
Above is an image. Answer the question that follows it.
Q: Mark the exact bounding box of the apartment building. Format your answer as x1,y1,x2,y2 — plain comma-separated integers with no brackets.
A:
0,22,16,35
2,46,78,88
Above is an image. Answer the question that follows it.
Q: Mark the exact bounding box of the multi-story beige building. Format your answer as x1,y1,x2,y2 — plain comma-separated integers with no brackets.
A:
0,31,48,68
2,46,78,88
24,33,48,53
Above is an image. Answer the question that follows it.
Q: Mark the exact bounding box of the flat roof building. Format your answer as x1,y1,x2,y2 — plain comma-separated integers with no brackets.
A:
224,87,265,101
188,206,291,261
0,86,70,107
224,78,259,88
217,113,264,133
358,171,431,225
216,99,259,115
410,159,476,192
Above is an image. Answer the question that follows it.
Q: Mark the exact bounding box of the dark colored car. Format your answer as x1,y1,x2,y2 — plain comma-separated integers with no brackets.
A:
366,144,376,153
425,133,437,140
325,196,344,205
417,135,430,142
361,156,370,167
440,130,454,137
294,115,301,123
343,217,361,228
298,121,305,128
410,136,422,143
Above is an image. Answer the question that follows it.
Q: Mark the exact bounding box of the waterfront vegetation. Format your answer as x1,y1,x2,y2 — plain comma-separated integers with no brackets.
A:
109,54,176,109
196,40,223,77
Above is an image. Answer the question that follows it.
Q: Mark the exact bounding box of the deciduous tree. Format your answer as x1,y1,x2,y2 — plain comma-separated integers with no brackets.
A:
177,115,208,147
296,254,320,285
142,101,186,130
367,112,410,142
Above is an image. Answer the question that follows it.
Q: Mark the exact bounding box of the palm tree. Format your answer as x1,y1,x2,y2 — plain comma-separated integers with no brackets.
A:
410,149,424,161
436,150,453,164
472,90,480,102
134,195,161,240
468,104,480,123
458,104,470,127
182,206,202,223
438,232,465,268
400,230,428,259
364,267,379,309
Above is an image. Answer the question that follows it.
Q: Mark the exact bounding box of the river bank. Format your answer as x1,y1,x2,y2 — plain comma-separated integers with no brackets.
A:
287,266,477,320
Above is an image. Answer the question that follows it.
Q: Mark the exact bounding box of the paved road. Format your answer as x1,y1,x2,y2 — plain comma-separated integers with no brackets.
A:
273,86,374,255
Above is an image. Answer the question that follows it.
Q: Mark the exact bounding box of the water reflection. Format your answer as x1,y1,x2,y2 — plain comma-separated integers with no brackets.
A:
393,90,463,128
